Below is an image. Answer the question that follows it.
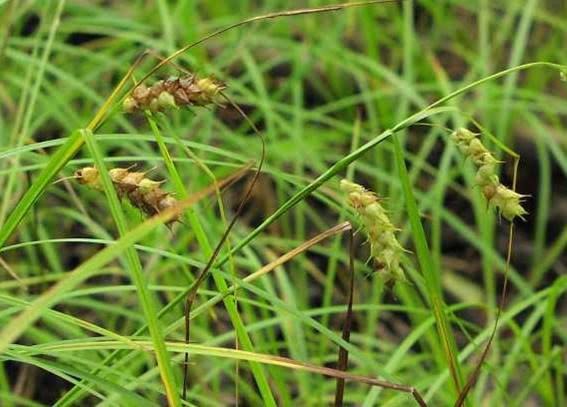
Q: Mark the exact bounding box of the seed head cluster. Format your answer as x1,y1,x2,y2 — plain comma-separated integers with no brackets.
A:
451,128,527,221
340,179,406,284
75,166,179,223
123,75,226,113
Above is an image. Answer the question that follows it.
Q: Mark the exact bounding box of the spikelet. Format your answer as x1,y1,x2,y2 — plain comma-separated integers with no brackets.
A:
123,75,226,113
451,128,527,221
74,166,179,223
340,179,406,284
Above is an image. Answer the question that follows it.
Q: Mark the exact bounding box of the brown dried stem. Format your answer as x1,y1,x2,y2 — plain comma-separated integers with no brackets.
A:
334,228,355,407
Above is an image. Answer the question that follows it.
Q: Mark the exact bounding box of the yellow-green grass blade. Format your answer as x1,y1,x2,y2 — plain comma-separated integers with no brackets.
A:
81,129,181,406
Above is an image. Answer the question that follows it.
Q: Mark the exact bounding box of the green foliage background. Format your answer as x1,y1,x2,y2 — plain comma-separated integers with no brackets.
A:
0,1,565,406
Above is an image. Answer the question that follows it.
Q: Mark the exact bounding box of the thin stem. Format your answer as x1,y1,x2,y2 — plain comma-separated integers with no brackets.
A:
182,93,266,401
334,228,356,407
454,158,520,406
137,1,402,88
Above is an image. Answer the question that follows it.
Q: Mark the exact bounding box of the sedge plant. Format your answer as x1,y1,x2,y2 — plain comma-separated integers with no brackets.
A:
1,1,566,406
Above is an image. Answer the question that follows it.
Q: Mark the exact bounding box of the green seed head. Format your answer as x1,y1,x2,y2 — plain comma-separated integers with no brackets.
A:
475,164,499,187
197,77,222,94
451,128,476,145
341,179,406,284
492,185,528,221
138,178,162,192
450,127,527,222
123,96,139,113
340,179,365,194
109,168,130,182
156,91,177,111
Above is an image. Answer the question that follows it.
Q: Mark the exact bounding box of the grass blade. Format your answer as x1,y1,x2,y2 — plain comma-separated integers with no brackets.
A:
392,134,465,397
81,128,181,406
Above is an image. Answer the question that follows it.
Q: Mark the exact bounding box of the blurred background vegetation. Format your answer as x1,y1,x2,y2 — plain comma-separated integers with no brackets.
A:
0,1,565,406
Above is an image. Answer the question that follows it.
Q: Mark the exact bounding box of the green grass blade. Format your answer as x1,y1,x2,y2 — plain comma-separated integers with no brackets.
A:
145,113,277,406
0,196,187,352
0,131,84,247
0,0,65,224
392,134,465,398
81,129,181,406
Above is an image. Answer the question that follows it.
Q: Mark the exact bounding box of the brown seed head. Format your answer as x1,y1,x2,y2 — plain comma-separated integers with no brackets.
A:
123,74,225,113
75,166,180,224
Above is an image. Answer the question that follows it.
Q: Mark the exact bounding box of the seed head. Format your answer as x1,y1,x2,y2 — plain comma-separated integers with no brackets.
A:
492,185,528,221
123,74,225,113
450,127,527,221
74,167,101,189
340,179,406,284
75,166,179,223
138,178,163,192
123,97,139,113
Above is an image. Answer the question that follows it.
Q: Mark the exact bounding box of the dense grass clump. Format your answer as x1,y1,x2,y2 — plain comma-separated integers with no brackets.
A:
0,1,565,406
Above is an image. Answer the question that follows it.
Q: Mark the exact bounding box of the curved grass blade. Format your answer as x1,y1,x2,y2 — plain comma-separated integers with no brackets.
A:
82,128,181,406
32,339,428,407
392,133,464,397
0,161,248,354
134,1,403,89
3,350,154,406
55,222,352,407
47,63,566,407
0,0,65,225
182,93,270,403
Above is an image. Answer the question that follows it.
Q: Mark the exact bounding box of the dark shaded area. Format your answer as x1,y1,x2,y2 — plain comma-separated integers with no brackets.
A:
65,31,107,46
20,13,40,36
2,1,565,405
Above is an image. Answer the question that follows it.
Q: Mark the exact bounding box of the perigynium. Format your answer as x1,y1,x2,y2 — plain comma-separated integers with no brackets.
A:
340,179,407,284
451,128,527,221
